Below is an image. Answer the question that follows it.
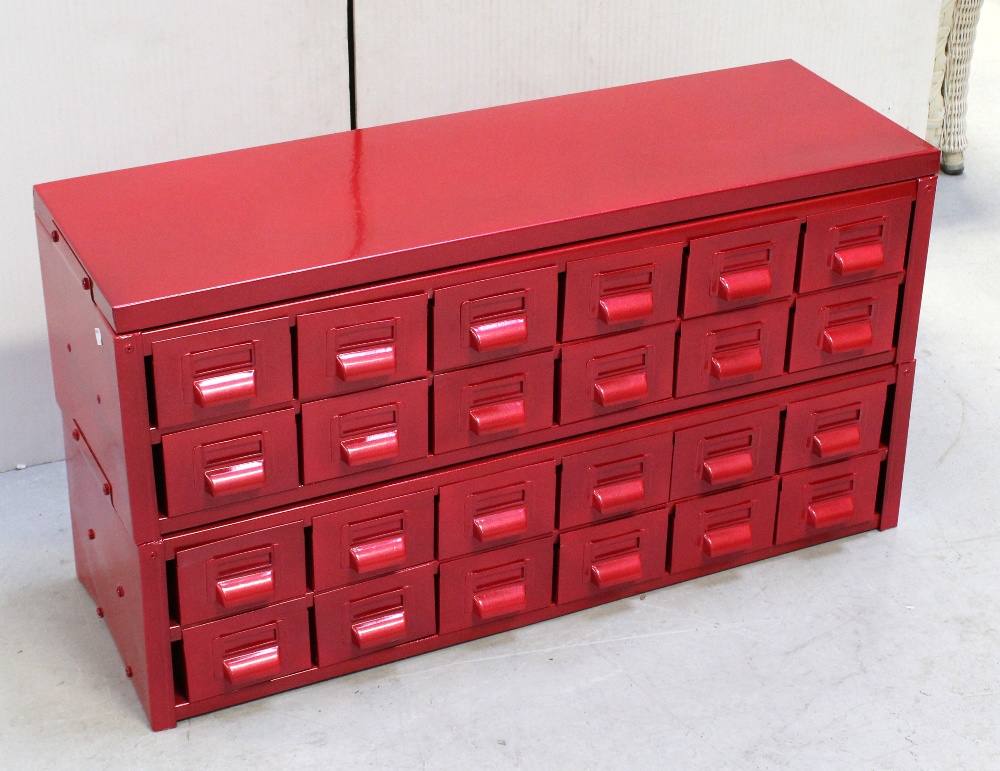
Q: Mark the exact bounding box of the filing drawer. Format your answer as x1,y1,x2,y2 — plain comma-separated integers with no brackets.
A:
559,433,672,528
799,197,912,293
433,267,559,371
312,490,436,591
556,508,670,604
561,243,683,341
559,323,677,424
789,277,900,372
161,409,299,517
670,478,779,574
301,380,429,484
776,453,881,544
152,318,293,430
438,461,557,560
671,407,781,500
175,522,307,626
683,220,800,318
314,564,437,667
182,598,312,703
297,294,428,400
438,537,555,634
781,382,888,472
675,300,790,397
432,352,554,454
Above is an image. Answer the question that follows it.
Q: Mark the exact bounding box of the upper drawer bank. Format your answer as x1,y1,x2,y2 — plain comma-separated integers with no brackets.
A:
134,183,918,530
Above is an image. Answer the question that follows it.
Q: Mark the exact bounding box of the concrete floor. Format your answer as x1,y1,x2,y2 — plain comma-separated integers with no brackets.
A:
2,9,999,769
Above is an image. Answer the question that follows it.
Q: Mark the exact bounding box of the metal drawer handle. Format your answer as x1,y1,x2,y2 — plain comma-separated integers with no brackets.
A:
701,450,755,485
215,567,275,608
194,369,257,408
590,551,643,589
822,321,873,354
833,243,884,275
593,371,649,406
591,477,645,515
469,398,526,435
223,645,281,687
811,424,862,458
340,430,400,466
473,505,529,542
349,534,407,573
701,521,754,558
336,345,397,381
352,610,408,650
204,459,266,497
473,582,527,619
717,265,773,301
469,315,529,352
598,290,655,325
710,346,763,380
807,494,856,529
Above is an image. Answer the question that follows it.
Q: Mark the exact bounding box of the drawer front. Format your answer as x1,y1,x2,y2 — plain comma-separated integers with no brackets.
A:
432,352,554,454
314,564,437,667
776,453,881,545
152,318,293,430
297,295,428,401
799,197,912,293
433,266,559,371
301,380,429,484
670,478,779,574
781,382,888,473
176,522,307,626
438,461,557,560
671,407,781,500
183,598,311,703
675,300,790,397
438,537,555,634
562,243,683,341
161,409,299,517
313,490,436,591
559,323,677,425
559,433,672,529
556,508,670,604
788,277,900,373
683,220,800,318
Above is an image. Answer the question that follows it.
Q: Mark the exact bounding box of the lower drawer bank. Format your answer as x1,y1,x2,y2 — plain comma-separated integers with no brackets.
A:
68,362,916,727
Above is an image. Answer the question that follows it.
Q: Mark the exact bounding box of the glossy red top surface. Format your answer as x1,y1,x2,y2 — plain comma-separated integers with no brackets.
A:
35,60,938,333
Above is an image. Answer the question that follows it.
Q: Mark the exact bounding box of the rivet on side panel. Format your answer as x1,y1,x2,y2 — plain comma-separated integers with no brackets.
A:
81,277,91,291
96,395,102,405
102,482,111,496
87,529,95,540
96,607,104,618
71,429,80,441
66,343,72,352
125,666,134,678
116,586,125,598
51,230,59,242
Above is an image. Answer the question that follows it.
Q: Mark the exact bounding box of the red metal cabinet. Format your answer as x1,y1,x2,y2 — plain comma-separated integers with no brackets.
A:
34,61,936,730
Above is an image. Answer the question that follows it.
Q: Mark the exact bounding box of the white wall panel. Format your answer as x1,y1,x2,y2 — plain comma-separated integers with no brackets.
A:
0,1,350,471
354,0,939,134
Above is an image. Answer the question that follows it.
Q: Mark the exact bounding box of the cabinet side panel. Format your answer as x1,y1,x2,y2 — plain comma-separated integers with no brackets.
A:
896,175,937,362
879,361,916,530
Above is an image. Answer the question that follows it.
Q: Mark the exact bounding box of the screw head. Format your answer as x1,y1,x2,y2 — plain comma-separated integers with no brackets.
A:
116,586,125,598
82,277,92,291
96,607,104,618
101,482,111,496
51,230,59,242
125,343,134,353
71,429,80,441
125,666,134,678
87,528,95,540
